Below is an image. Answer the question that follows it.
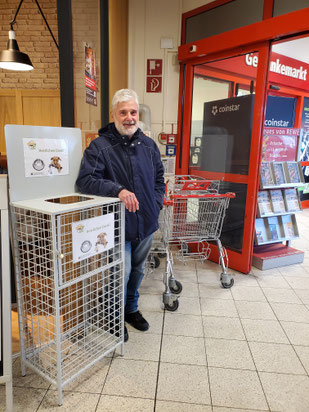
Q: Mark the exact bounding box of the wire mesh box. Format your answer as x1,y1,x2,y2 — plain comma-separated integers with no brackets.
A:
10,194,124,404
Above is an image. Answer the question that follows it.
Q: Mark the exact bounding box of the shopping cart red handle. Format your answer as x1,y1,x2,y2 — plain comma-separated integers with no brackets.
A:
180,181,212,191
163,192,236,205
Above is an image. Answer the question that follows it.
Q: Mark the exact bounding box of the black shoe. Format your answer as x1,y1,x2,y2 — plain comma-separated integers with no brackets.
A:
125,311,149,331
124,326,129,342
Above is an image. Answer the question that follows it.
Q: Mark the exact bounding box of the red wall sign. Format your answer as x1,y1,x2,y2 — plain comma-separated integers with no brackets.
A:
147,59,162,76
146,76,162,93
196,52,309,91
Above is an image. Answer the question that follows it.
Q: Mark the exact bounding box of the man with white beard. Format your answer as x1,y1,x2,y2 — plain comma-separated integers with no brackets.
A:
76,89,165,343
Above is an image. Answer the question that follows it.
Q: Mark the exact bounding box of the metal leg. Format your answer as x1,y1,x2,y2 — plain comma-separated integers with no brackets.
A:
216,239,234,288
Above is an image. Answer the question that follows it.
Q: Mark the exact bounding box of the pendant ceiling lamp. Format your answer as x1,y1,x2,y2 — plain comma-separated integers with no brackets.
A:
0,0,59,72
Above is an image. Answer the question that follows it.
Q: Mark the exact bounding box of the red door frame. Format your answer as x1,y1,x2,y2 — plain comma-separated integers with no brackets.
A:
176,6,309,273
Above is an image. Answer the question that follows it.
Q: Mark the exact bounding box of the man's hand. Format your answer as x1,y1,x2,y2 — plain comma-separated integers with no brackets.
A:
118,189,139,212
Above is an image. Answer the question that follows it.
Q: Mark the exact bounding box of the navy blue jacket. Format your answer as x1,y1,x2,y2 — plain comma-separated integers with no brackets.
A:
76,123,166,241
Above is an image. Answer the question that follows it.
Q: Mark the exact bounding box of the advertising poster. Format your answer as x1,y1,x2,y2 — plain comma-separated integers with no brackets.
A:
262,128,298,162
72,214,115,263
85,45,97,106
23,138,69,178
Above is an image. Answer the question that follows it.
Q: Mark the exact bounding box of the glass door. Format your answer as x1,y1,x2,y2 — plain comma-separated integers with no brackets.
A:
178,47,269,273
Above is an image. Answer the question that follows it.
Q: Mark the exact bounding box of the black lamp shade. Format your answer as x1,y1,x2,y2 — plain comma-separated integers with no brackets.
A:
0,32,33,71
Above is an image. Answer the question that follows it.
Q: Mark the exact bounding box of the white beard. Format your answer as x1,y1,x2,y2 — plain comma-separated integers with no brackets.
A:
114,119,138,137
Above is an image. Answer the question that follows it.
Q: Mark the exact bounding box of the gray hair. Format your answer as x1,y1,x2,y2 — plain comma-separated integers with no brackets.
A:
111,89,139,111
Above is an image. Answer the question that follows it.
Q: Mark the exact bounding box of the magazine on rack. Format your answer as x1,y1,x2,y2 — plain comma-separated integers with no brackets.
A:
283,188,301,212
269,189,286,214
255,218,268,244
285,161,301,184
271,162,286,185
281,214,296,238
257,191,273,216
267,216,282,241
260,162,275,187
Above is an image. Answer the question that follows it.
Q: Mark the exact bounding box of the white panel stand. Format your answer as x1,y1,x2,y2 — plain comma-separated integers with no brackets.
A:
0,175,13,412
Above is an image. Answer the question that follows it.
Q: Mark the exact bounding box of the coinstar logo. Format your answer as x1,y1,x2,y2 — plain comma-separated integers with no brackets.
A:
211,103,240,116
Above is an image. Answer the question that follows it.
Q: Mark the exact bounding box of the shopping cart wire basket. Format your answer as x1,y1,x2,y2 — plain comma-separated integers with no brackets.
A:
153,175,236,311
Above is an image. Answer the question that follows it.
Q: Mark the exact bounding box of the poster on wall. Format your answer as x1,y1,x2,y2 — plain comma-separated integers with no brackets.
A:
262,128,298,162
23,138,69,178
85,45,97,106
72,214,115,263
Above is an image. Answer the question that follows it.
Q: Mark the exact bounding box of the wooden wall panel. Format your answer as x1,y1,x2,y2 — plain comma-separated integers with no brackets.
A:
0,90,61,155
0,92,19,154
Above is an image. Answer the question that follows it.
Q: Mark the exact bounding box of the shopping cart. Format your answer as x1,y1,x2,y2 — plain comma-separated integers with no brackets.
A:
159,175,236,311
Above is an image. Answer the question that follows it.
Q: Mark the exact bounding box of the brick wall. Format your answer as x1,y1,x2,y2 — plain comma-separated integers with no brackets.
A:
0,0,59,89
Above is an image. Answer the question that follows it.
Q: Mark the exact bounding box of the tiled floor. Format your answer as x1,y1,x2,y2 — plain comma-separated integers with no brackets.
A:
2,209,309,411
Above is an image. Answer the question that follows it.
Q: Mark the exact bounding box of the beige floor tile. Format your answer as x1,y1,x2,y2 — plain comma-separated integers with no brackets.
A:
197,271,221,285
200,298,238,317
202,316,245,340
249,341,306,374
0,386,46,412
164,313,204,337
140,279,165,294
279,264,309,277
250,266,281,276
97,395,154,412
205,338,255,370
178,282,199,297
213,407,268,412
208,367,268,410
157,363,210,404
176,296,201,315
126,311,163,335
294,288,309,304
281,321,309,345
172,267,198,283
161,335,206,365
231,286,266,302
229,273,259,286
294,345,309,374
259,372,309,412
156,400,212,411
119,331,161,361
11,357,50,389
138,294,164,312
285,276,309,289
257,274,291,288
235,300,276,320
38,389,100,411
270,302,309,323
241,319,289,343
102,358,158,398
260,287,302,303
63,357,111,393
198,284,233,299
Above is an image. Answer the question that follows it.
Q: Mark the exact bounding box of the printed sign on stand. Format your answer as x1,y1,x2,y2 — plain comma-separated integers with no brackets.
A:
23,138,69,177
72,214,115,263
262,128,298,162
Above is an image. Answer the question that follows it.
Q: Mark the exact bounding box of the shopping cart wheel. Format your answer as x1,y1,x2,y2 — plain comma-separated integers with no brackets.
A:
169,279,183,294
153,256,160,268
164,299,179,312
221,278,234,289
158,252,167,258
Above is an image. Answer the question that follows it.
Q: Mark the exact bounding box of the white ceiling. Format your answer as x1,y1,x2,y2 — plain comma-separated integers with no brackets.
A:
272,36,309,64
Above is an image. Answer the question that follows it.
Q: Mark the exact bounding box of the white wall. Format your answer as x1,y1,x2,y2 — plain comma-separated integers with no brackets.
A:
128,0,210,151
